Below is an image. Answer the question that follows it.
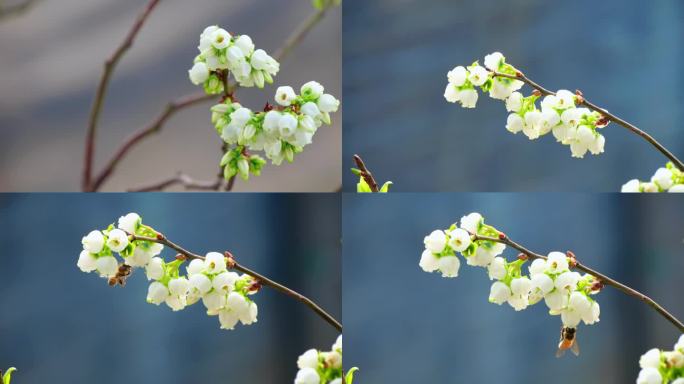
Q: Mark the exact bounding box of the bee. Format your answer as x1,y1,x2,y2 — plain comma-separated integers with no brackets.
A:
556,326,580,357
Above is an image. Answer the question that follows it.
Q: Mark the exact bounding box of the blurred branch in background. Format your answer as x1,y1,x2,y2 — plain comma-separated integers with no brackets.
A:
0,0,39,21
83,0,339,192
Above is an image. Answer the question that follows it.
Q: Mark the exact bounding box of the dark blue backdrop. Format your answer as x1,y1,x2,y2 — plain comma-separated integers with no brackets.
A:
343,193,684,383
0,194,341,383
343,0,684,191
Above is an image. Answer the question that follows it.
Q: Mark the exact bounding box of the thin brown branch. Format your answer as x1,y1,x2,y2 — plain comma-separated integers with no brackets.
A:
492,70,684,171
353,154,379,192
89,1,337,191
0,0,39,20
472,232,684,332
130,233,342,332
82,0,161,191
127,172,222,192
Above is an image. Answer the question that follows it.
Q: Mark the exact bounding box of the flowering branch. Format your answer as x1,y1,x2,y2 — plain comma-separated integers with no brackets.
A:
491,70,684,171
420,212,684,358
130,233,342,331
445,53,684,192
82,0,161,191
83,1,339,192
472,232,684,332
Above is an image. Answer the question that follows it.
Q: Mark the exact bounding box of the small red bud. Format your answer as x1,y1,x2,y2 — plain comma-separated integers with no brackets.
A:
532,89,542,97
498,232,506,240
515,70,524,78
517,253,528,261
156,232,165,240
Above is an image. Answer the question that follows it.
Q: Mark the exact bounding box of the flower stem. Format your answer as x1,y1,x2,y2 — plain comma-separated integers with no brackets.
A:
492,71,684,171
130,233,342,332
473,233,684,332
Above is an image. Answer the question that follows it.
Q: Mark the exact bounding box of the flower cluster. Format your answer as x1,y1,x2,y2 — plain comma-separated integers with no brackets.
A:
295,335,343,384
188,26,279,92
622,162,684,193
77,213,259,331
212,81,339,178
420,212,601,328
637,335,684,384
444,52,607,158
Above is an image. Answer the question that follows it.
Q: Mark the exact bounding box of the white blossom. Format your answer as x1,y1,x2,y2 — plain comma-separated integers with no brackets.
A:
106,229,129,253
438,256,460,278
489,281,511,304
424,230,447,254
205,252,227,274
82,230,105,254
147,281,169,305
419,249,440,273
77,250,97,273
448,228,471,252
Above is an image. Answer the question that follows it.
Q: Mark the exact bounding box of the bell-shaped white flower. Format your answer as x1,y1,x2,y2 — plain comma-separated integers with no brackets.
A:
484,52,504,71
668,184,684,193
561,308,581,327
467,246,495,267
275,86,296,106
652,168,674,190
240,301,258,325
582,301,600,325
505,92,523,112
146,257,164,280
569,291,591,315
301,102,321,118
546,252,569,274
278,113,298,137
106,229,129,253
636,367,662,384
506,113,524,134
621,179,641,193
205,252,227,274
424,230,447,254
489,281,510,304
438,256,460,278
508,294,529,311
187,258,205,275
209,28,231,49
82,230,105,254
487,257,506,280
318,94,340,113
447,66,467,86
147,281,169,305
203,290,226,312
529,258,547,276
447,228,471,252
294,367,320,384
213,271,239,293
510,277,532,296
468,65,488,86
419,249,440,273
301,81,324,98
675,334,684,351
218,308,239,330
169,277,190,297
460,212,482,234
640,348,662,369
297,349,319,369
523,110,542,140
165,294,187,311
96,256,118,277
189,273,212,295
189,62,210,85
77,250,97,273
544,289,566,312
531,273,554,294
555,271,581,291
458,89,478,108
234,35,254,56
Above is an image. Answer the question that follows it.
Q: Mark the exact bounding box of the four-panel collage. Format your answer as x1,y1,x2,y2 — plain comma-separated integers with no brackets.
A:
1,1,683,383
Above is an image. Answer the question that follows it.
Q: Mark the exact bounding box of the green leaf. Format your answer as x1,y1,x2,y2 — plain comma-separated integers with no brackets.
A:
345,367,359,384
3,367,17,384
356,177,372,193
350,168,362,176
379,181,393,193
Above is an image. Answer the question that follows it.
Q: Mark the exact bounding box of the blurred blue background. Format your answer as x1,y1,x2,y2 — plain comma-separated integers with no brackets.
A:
342,0,684,191
0,193,341,383
343,193,684,383
0,0,341,191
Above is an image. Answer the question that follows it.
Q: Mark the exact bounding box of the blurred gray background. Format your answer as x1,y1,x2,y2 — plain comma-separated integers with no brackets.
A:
343,193,684,383
0,193,341,383
343,0,684,191
0,0,341,191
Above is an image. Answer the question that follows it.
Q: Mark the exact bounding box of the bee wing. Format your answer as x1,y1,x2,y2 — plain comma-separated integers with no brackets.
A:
571,339,580,356
555,346,566,358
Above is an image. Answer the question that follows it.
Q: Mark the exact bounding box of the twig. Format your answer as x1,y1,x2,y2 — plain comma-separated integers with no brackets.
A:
88,1,338,191
0,0,39,20
472,232,684,332
127,172,222,192
492,70,684,171
82,0,161,191
130,233,342,332
353,154,379,192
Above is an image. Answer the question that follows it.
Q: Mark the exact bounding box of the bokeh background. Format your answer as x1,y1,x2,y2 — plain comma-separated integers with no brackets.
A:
0,193,341,383
0,0,341,191
343,0,684,191
343,193,684,383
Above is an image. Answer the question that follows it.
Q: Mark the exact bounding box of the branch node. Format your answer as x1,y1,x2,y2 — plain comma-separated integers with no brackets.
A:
224,251,236,268
566,250,578,268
